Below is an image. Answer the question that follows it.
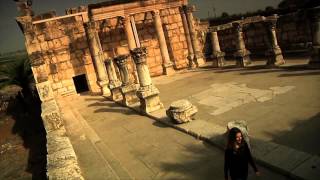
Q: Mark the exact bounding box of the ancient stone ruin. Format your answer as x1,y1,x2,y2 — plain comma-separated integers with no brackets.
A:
13,0,320,178
15,0,205,100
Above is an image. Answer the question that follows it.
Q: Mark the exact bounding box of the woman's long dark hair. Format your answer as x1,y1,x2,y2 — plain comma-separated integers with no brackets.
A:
226,127,244,150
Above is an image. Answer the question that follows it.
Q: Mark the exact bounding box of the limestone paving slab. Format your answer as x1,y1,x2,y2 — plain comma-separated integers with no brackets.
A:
144,105,314,180
291,155,320,180
262,145,312,175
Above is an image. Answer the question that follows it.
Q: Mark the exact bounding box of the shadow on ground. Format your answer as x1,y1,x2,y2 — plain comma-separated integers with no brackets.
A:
267,112,320,155
6,94,47,180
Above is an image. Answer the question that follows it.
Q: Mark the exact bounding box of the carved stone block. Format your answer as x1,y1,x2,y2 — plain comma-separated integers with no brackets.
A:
36,81,54,102
136,85,163,113
166,99,198,124
41,99,63,132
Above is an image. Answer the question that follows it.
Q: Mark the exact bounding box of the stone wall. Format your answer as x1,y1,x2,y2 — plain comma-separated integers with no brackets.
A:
27,12,100,97
277,12,312,51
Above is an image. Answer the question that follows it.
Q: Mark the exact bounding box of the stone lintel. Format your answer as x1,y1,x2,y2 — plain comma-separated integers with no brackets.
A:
90,0,187,21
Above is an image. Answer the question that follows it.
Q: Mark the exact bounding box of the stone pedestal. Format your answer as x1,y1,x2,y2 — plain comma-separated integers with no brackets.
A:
265,47,284,66
234,49,251,67
105,58,123,101
212,51,226,67
114,54,139,106
152,10,175,75
166,99,198,124
308,7,320,65
184,5,206,67
265,15,285,67
233,23,251,67
130,47,163,113
211,31,225,67
85,22,111,97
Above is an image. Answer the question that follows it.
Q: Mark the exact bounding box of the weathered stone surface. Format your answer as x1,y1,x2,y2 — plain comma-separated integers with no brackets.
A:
166,99,198,124
41,99,63,132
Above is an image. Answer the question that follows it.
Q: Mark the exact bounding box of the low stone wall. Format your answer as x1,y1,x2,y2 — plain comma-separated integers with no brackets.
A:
41,99,84,179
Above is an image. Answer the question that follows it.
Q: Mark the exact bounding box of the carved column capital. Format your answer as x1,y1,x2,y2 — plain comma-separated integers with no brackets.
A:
151,10,160,17
130,47,147,64
114,54,130,67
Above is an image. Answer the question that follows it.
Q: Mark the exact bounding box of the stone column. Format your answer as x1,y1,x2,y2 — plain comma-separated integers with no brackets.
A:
232,22,251,67
130,47,163,113
105,58,123,101
152,10,175,75
210,30,225,67
122,15,140,84
308,7,320,65
184,5,206,67
85,22,111,97
179,6,195,68
265,15,285,66
114,54,139,106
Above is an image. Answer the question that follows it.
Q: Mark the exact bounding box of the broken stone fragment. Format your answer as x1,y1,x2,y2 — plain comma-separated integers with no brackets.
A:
166,99,198,124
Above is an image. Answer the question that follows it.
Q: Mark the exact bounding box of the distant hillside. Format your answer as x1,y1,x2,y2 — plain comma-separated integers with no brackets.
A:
0,50,27,65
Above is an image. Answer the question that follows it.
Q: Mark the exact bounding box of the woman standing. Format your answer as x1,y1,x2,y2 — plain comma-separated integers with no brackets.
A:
224,127,260,180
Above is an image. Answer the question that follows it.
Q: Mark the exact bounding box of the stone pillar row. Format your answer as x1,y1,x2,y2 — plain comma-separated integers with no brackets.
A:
100,47,163,113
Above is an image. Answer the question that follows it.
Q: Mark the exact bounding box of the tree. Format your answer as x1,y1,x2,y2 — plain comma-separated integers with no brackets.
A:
0,56,35,99
221,12,229,18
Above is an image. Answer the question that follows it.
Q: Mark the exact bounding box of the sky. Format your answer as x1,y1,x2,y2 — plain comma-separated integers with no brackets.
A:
0,0,282,53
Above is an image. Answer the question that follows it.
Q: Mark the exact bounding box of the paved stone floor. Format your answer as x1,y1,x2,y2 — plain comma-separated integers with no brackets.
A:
61,57,319,179
63,95,290,179
154,58,320,155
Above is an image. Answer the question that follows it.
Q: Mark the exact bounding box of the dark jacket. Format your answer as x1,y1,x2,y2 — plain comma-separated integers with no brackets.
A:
224,142,258,180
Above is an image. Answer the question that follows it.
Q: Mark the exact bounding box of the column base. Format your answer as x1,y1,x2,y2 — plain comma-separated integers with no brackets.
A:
109,80,123,101
211,51,226,67
163,63,175,76
110,87,123,102
266,47,285,67
194,54,206,67
309,46,320,65
121,84,139,106
136,85,163,114
234,50,251,67
98,80,111,97
187,54,196,69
